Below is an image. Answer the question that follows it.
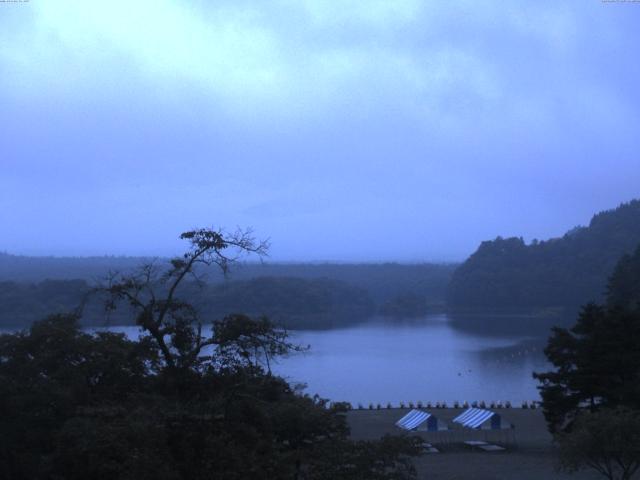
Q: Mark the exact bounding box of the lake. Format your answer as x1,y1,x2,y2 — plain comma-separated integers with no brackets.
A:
96,314,550,406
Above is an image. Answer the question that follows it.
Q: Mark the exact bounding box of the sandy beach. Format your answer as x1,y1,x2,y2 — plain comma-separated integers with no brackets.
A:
347,408,601,479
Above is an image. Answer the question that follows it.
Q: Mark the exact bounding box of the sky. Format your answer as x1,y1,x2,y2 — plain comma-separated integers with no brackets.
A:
1,0,639,262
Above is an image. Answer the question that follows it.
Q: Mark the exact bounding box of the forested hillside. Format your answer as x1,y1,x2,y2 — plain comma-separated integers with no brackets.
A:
0,258,455,329
201,277,376,329
0,277,376,330
0,256,455,308
607,244,640,310
447,199,640,309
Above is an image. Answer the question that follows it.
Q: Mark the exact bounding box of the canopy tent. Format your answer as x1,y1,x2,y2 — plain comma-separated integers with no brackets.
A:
452,408,510,430
395,409,446,432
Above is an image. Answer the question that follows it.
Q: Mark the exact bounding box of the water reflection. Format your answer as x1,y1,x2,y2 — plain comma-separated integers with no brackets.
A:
274,315,550,405
88,315,551,405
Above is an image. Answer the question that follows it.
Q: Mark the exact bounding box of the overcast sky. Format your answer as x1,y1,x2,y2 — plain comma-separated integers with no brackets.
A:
1,1,639,261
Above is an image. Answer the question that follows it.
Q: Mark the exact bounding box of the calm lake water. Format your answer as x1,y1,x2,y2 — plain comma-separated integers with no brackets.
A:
96,314,550,405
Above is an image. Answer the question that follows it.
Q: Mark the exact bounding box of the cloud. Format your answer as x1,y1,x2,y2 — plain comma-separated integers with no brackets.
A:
30,1,284,101
0,0,520,122
2,0,634,142
289,0,423,27
1,0,639,259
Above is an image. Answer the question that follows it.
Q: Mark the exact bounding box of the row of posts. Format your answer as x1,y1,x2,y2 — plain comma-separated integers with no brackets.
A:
331,400,540,410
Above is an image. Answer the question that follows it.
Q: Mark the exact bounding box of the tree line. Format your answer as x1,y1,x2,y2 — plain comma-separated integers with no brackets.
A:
447,199,640,310
0,253,455,308
535,243,640,480
0,273,451,331
0,276,376,330
0,228,421,479
0,258,456,329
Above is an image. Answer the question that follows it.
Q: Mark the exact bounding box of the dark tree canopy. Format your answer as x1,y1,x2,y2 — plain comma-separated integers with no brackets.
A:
100,227,270,371
0,228,421,479
607,244,640,311
0,276,376,330
534,247,640,433
448,199,640,309
534,304,640,432
1,314,385,479
557,407,640,480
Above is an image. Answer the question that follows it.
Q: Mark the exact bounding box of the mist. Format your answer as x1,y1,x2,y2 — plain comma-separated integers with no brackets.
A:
4,3,640,479
2,1,639,261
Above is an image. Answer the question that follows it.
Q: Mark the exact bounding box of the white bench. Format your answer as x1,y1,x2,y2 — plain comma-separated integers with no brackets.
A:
478,444,506,452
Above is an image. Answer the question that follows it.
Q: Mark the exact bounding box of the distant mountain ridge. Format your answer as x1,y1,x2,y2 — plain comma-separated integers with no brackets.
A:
447,199,640,309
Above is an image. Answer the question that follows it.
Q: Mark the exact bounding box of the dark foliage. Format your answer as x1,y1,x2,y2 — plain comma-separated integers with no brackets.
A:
607,244,640,311
448,199,640,309
0,227,420,479
0,316,420,479
556,407,640,480
0,260,456,330
0,279,90,327
534,247,640,433
0,254,456,310
534,304,640,432
0,277,375,330
203,276,376,329
379,292,429,318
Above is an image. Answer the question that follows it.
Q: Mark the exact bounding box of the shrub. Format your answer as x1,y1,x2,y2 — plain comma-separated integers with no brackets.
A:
331,401,352,411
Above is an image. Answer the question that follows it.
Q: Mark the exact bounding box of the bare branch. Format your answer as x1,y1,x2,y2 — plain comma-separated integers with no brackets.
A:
95,227,269,372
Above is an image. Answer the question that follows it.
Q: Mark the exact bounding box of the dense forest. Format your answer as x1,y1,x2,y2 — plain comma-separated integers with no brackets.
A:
532,242,640,479
0,277,373,330
606,244,640,311
0,256,455,307
447,199,640,310
0,262,455,329
0,229,421,479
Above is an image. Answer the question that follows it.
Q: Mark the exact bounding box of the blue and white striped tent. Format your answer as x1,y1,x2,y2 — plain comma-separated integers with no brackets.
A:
452,408,509,430
395,409,444,432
